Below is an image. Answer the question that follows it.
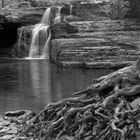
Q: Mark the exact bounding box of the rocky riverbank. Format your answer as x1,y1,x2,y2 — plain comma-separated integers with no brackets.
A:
0,60,140,139
0,110,35,140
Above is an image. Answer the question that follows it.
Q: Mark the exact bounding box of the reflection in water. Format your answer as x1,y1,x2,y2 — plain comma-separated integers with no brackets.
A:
0,59,115,114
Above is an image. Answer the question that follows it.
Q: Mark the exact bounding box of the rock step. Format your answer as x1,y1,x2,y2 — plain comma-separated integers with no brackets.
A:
65,30,140,39
52,38,113,48
59,54,139,61
51,36,140,68
58,61,133,69
19,2,31,8
60,46,120,55
0,49,11,57
52,36,140,50
70,19,140,32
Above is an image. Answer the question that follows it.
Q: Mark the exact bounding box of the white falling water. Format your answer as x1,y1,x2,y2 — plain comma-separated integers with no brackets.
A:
17,27,25,48
54,6,63,24
41,7,52,25
70,5,73,16
28,7,52,59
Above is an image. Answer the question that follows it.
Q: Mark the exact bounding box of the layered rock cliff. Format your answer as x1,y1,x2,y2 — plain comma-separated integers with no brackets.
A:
50,0,140,68
1,0,140,68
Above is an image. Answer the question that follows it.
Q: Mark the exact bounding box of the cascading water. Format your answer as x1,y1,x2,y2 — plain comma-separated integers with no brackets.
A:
17,27,25,49
28,7,52,59
70,5,73,16
54,6,63,24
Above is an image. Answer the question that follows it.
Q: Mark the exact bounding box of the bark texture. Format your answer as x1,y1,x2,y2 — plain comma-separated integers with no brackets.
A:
15,59,140,140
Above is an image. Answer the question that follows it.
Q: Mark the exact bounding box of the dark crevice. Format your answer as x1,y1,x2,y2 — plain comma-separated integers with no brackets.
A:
0,23,21,49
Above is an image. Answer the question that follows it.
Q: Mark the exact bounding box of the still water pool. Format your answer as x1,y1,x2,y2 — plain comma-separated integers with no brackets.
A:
0,59,115,114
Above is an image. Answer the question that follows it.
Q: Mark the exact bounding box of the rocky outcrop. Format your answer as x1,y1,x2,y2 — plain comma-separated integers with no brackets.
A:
10,26,32,57
10,23,78,58
51,19,140,68
0,4,48,26
5,0,140,68
0,110,35,140
49,0,140,68
0,0,136,25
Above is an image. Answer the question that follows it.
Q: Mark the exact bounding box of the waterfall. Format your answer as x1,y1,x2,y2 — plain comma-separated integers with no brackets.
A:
70,5,73,16
54,6,63,24
41,7,51,25
17,27,25,49
28,7,52,59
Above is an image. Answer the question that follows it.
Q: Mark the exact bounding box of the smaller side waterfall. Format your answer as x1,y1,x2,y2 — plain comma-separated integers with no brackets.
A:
54,6,63,24
70,5,73,16
28,7,52,59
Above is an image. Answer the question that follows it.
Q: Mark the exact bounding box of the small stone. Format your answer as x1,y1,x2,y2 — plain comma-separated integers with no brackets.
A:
15,136,27,140
138,120,140,124
6,128,18,134
4,110,26,117
139,124,140,128
0,121,10,126
0,117,4,122
0,127,10,133
1,135,13,140
0,125,3,129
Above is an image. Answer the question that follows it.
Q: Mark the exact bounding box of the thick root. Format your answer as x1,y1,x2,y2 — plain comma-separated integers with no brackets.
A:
18,59,140,140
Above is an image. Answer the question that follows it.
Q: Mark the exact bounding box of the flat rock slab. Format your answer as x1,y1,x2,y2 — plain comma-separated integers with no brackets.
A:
51,30,140,68
1,135,14,140
0,121,10,126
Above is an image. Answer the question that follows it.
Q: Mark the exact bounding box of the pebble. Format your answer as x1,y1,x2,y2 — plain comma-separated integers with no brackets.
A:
0,117,4,122
0,126,3,129
131,98,140,109
0,110,35,139
0,121,10,126
0,127,10,133
6,128,18,134
1,135,14,140
13,136,27,140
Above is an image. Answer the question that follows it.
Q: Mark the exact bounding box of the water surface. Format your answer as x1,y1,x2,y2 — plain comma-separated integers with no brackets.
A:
0,59,115,114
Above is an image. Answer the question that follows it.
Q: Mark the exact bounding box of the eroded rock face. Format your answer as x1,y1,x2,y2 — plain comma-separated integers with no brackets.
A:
0,0,137,25
5,0,140,68
0,5,47,26
51,19,140,68
0,110,35,140
10,26,32,58
11,23,78,58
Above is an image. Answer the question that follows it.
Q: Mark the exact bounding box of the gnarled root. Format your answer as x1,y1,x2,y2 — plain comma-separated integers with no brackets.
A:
19,60,140,140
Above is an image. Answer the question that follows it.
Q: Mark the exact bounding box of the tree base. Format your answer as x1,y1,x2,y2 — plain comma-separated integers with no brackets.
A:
18,59,140,140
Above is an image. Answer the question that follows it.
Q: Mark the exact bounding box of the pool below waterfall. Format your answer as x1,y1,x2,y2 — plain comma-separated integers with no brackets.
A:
0,59,115,114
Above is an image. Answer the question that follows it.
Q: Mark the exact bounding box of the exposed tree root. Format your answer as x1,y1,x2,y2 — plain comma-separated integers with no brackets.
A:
18,59,140,140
